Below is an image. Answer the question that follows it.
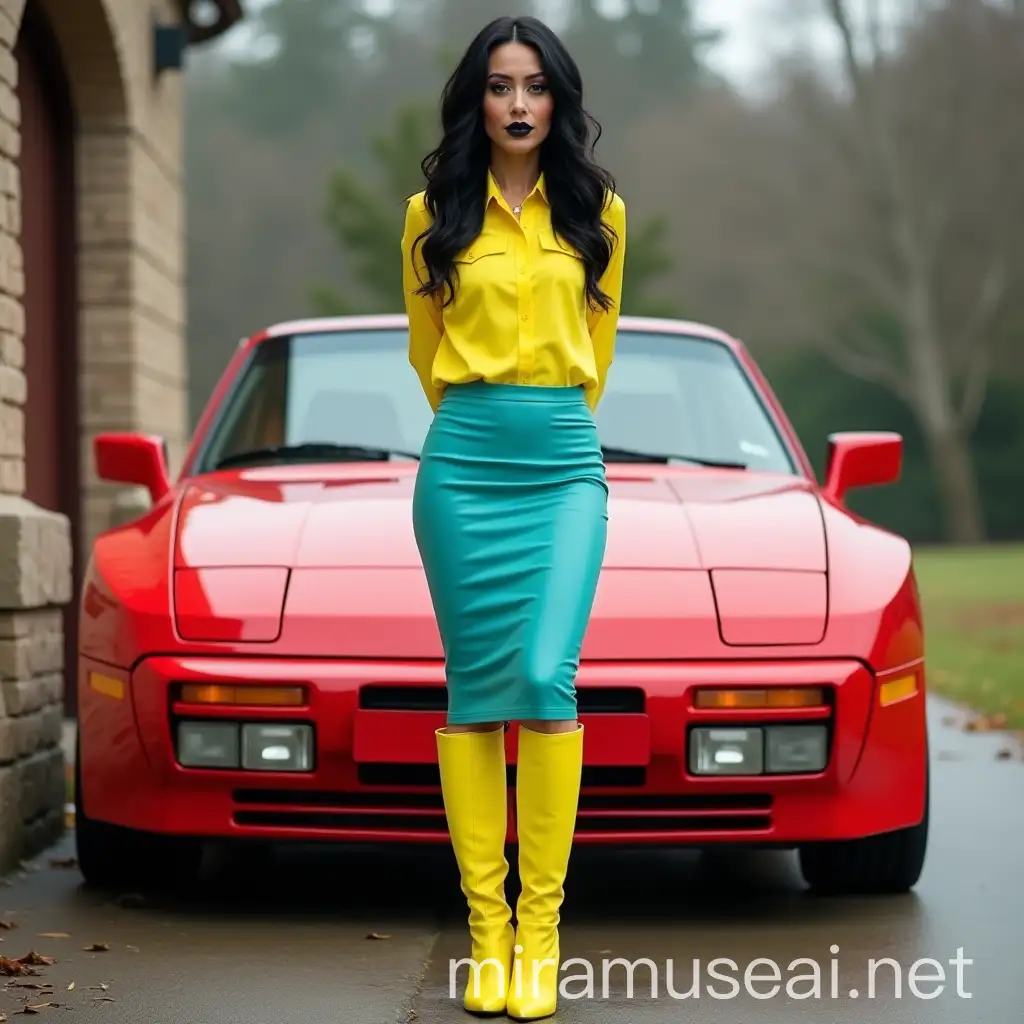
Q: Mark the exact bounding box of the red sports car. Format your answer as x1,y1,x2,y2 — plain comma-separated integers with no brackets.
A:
74,314,929,895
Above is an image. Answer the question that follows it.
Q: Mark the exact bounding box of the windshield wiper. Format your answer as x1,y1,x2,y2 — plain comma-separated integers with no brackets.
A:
600,445,747,469
213,442,420,470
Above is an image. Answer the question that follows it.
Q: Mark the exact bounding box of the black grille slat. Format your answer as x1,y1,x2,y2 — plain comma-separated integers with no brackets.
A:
579,793,772,811
233,810,448,831
233,788,444,809
357,685,645,714
358,686,446,711
574,814,772,833
356,764,645,787
231,810,771,834
231,788,772,835
233,788,771,812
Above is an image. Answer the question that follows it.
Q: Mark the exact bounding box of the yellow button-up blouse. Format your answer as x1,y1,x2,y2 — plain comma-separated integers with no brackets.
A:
401,171,626,413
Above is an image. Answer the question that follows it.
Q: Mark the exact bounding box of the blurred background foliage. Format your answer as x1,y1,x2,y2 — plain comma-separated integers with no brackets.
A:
184,0,1024,544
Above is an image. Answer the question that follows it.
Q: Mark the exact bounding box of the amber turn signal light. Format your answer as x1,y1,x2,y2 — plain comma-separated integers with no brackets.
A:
178,684,306,706
878,675,917,705
694,687,826,709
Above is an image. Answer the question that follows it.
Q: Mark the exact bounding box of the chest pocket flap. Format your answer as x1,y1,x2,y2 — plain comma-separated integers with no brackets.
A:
539,229,582,259
455,235,508,263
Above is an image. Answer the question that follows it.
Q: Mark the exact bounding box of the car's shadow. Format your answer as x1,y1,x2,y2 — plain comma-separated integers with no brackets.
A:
66,840,926,934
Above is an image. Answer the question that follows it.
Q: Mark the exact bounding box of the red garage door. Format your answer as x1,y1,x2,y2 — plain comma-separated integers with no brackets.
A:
16,2,80,716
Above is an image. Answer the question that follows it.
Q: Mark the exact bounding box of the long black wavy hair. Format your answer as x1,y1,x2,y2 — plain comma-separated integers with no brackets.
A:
413,16,619,313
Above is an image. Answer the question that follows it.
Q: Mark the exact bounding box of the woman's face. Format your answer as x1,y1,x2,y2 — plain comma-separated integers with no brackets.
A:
483,42,553,157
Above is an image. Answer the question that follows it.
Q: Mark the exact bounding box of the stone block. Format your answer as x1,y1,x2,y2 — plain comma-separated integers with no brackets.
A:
0,609,63,678
0,496,72,609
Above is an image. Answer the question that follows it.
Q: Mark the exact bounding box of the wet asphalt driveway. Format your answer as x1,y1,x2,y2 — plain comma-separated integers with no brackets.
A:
2,695,1022,1024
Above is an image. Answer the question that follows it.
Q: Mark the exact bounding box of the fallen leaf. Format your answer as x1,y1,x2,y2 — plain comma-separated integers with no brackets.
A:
7,982,52,990
995,748,1012,760
0,956,28,976
0,920,16,931
82,943,109,952
125,945,139,953
15,953,55,967
365,932,391,940
88,984,109,992
35,935,68,941
964,712,1007,731
66,983,74,991
92,997,115,1003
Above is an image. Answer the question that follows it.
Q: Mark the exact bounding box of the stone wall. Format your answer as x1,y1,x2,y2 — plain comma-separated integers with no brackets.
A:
0,0,72,875
0,0,192,875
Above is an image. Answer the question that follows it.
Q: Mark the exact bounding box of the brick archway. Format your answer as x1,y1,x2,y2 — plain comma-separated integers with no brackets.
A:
37,0,193,557
35,0,132,589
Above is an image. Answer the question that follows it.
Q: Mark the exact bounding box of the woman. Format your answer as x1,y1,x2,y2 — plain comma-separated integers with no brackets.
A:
401,14,625,1021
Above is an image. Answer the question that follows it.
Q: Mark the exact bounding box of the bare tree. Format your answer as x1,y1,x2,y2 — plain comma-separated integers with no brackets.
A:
791,0,1022,542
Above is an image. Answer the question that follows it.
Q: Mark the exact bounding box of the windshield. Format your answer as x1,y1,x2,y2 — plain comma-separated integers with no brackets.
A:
192,328,797,475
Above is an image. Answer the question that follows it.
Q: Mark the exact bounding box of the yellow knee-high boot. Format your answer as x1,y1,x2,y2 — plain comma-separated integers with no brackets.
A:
506,724,583,1021
436,727,515,1016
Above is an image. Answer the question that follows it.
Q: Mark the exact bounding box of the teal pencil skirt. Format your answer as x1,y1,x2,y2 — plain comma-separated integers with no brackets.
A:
412,381,608,724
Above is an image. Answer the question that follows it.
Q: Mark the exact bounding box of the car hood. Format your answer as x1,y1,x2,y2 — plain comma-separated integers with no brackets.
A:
173,466,826,572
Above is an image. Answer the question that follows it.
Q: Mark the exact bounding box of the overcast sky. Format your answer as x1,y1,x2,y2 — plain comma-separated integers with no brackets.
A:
219,0,838,95
694,0,779,84
533,0,785,87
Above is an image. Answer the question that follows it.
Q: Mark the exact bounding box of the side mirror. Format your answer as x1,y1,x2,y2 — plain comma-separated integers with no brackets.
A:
94,432,172,504
823,431,902,504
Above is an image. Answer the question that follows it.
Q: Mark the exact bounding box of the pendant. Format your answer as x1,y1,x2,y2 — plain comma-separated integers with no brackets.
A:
513,204,522,215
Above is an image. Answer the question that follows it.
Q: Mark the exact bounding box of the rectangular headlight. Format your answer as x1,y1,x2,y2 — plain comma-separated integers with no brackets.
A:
765,725,828,773
178,721,239,768
689,727,763,775
241,723,314,772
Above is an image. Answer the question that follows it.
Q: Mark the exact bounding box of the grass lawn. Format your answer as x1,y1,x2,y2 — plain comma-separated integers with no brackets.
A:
914,543,1024,732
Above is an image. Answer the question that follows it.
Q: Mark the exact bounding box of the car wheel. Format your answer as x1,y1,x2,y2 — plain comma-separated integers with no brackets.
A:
798,764,929,896
74,731,203,891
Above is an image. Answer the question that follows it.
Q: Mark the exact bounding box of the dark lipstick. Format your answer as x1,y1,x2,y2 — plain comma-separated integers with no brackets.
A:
505,122,534,137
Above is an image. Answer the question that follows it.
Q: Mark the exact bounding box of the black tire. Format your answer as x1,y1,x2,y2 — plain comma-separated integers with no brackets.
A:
74,731,203,891
798,764,929,896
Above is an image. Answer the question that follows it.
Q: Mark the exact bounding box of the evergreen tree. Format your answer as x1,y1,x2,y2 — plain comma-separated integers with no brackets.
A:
562,0,719,125
217,0,360,135
309,103,437,314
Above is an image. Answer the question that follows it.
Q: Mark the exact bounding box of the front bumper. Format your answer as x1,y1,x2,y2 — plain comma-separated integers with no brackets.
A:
77,654,927,846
